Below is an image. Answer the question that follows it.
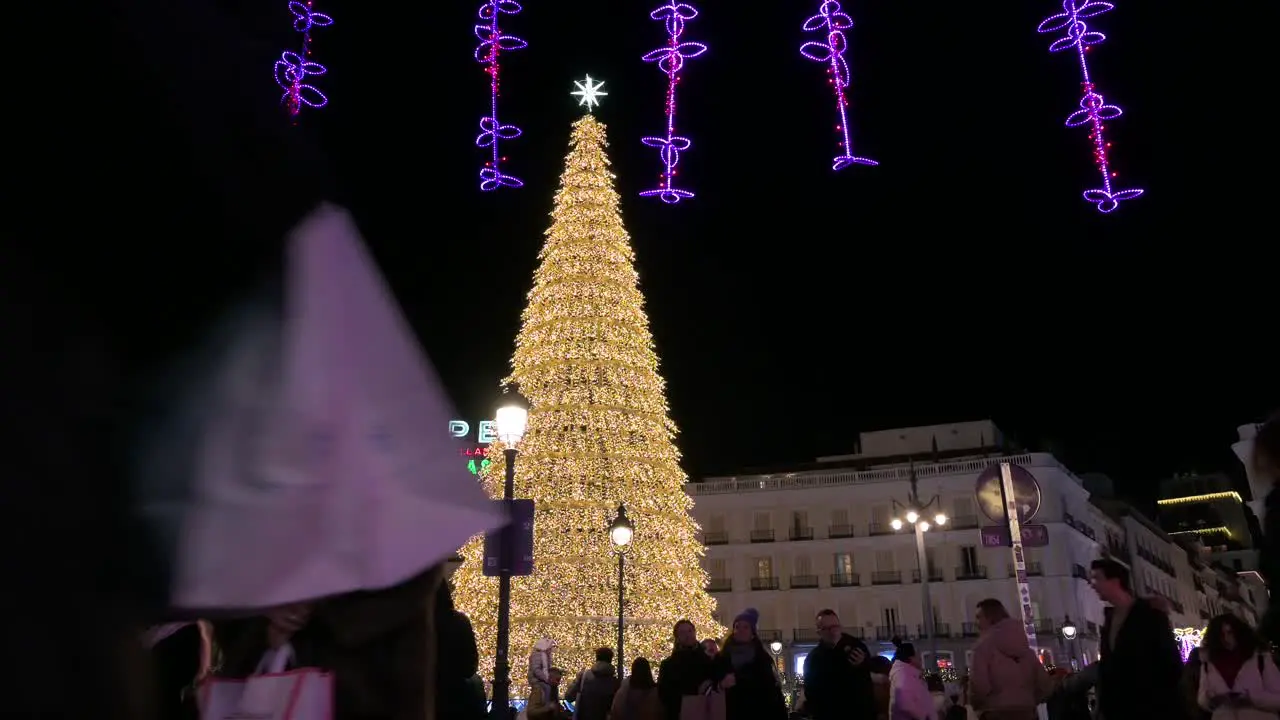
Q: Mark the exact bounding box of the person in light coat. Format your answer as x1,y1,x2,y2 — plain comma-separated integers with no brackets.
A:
889,640,936,720
1197,613,1280,720
968,599,1054,720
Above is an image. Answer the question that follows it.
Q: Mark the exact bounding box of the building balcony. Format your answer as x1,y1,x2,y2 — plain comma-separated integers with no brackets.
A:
790,574,820,589
918,622,952,638
750,529,776,543
961,622,980,637
950,514,980,530
828,523,857,539
758,628,784,642
1009,562,1043,577
955,565,988,580
750,576,780,591
869,522,894,536
793,628,820,643
789,526,815,541
875,625,909,641
702,530,729,545
912,568,945,583
706,578,732,593
830,573,860,587
871,570,902,585
1033,619,1056,635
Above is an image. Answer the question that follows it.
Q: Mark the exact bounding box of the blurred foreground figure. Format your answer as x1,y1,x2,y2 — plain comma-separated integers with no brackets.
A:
3,0,332,713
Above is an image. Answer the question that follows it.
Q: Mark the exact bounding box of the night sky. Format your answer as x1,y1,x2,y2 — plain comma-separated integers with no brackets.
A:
23,0,1269,510
304,0,1270,507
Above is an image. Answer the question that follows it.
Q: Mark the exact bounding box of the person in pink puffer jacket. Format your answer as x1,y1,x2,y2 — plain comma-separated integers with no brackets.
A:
968,599,1055,720
889,640,937,720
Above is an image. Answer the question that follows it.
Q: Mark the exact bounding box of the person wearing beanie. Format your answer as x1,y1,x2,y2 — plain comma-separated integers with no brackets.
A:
715,608,786,720
889,639,937,720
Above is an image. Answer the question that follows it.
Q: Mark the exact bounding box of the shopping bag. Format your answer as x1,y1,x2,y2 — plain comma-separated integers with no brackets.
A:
200,644,333,720
134,204,504,610
680,690,726,720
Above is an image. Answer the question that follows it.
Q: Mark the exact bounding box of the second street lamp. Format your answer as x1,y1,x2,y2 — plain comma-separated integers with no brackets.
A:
490,393,528,720
609,504,634,678
891,462,948,676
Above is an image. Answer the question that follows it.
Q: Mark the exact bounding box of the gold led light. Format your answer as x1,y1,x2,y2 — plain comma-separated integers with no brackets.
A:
1157,492,1243,506
451,115,723,686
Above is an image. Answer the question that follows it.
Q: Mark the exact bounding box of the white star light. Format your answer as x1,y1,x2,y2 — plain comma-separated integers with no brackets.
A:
571,75,608,111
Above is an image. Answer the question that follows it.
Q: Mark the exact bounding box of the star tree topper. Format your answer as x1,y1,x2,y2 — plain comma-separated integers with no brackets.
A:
571,75,608,111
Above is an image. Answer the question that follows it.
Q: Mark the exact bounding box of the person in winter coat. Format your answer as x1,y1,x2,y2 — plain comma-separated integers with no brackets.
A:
716,608,788,720
1252,418,1280,646
1090,558,1187,720
802,608,877,720
889,641,936,720
1196,613,1280,719
611,657,664,720
968,599,1054,720
147,622,212,720
214,565,468,720
659,619,723,720
565,647,620,720
530,638,559,705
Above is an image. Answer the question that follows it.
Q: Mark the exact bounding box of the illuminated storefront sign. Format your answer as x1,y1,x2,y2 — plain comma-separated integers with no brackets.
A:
450,420,494,476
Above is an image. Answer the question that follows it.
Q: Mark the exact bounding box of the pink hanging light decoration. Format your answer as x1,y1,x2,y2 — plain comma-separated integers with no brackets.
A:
639,2,707,204
273,1,332,120
474,0,527,192
800,0,876,171
1038,0,1143,213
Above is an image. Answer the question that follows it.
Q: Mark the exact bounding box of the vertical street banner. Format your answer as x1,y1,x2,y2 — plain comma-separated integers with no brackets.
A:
1001,463,1040,655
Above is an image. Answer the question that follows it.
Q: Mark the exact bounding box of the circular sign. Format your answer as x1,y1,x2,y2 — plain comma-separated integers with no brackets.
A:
974,464,1041,523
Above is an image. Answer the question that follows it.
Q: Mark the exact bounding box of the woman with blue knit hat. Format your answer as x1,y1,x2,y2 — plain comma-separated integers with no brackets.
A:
713,608,787,720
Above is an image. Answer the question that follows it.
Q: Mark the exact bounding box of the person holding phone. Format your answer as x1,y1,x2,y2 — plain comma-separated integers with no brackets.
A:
804,609,877,719
1197,613,1280,719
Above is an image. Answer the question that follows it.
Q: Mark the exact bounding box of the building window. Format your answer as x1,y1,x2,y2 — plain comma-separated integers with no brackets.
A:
831,508,849,525
754,557,773,579
793,653,808,677
834,552,854,577
795,555,813,576
876,551,895,571
708,558,727,579
960,546,979,574
883,607,900,629
754,512,771,531
706,514,725,532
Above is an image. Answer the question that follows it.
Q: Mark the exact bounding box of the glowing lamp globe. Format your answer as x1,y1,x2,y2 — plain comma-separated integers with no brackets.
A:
905,510,919,524
890,518,903,531
609,504,634,548
1061,618,1078,640
934,513,948,526
769,640,783,655
918,521,931,532
495,397,528,446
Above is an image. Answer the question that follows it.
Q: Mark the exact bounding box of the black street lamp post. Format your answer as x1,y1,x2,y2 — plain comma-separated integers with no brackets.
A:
609,504,634,678
490,395,528,720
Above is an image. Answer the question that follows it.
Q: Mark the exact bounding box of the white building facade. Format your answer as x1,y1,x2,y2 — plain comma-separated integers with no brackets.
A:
686,422,1109,677
685,421,1261,678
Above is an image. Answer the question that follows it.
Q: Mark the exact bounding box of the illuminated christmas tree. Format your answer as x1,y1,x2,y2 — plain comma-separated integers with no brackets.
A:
452,110,721,685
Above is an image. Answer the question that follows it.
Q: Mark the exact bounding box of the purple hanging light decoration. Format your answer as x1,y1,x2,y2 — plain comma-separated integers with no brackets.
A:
474,0,527,192
1038,0,1143,213
640,2,707,204
273,1,332,119
800,0,876,171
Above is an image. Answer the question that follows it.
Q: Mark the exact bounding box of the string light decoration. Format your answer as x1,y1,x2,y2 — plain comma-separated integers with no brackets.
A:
800,0,877,171
273,1,332,119
452,114,723,685
474,0,527,191
639,2,707,204
1174,627,1204,662
1037,0,1143,213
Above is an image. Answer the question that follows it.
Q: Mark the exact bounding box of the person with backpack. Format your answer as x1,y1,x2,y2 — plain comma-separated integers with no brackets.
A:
565,647,621,720
1196,613,1280,719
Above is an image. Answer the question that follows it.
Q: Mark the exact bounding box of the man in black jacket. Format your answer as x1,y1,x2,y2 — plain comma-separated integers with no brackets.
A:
802,609,876,719
659,620,721,720
1090,558,1186,720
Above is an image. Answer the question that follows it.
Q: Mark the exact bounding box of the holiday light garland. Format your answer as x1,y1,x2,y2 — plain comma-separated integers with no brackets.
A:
1037,0,1142,213
452,115,722,684
640,2,707,204
800,0,877,170
474,0,527,191
273,1,332,119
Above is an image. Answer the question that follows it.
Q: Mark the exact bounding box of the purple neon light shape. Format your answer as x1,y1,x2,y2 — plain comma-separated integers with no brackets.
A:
800,0,876,171
474,0,526,191
639,2,706,204
274,1,332,118
1038,0,1142,213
